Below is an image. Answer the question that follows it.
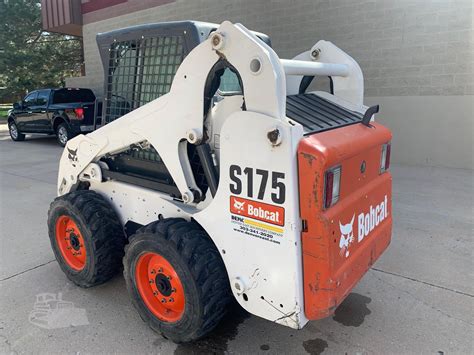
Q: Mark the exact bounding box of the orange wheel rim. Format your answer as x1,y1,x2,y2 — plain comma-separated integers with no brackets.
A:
135,252,185,322
55,215,87,271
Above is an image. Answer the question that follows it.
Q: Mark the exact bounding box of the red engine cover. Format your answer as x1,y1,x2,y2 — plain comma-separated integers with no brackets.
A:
297,122,393,320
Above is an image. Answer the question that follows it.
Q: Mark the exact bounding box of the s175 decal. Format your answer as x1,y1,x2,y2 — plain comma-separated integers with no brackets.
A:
229,165,286,204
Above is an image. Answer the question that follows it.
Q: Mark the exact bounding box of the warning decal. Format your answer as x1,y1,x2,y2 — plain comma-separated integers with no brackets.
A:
230,196,285,226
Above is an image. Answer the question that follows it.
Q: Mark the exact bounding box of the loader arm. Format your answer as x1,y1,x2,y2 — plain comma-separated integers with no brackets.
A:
57,21,287,201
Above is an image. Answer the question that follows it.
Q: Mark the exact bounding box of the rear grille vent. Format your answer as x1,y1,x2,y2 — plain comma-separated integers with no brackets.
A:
286,94,363,134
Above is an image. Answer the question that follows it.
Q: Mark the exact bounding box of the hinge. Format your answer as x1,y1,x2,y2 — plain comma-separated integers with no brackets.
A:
301,219,308,233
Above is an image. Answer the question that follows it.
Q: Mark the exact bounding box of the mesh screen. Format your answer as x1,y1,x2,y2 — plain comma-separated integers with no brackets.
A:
104,35,184,124
104,35,185,162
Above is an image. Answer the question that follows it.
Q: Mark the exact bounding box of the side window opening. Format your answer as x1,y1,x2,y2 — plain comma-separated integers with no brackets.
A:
36,90,50,106
23,92,38,107
217,68,242,95
105,35,185,124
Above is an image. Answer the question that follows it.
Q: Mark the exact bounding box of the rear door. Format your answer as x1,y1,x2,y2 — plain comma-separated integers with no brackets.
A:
16,92,38,131
33,89,52,131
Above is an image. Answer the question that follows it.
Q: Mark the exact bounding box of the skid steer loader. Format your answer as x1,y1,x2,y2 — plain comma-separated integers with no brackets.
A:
47,21,392,342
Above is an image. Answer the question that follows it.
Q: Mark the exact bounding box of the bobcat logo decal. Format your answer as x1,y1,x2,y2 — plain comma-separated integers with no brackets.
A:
339,215,355,258
233,199,245,211
67,147,78,167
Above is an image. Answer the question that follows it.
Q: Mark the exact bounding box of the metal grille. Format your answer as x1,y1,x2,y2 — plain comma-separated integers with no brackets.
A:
104,35,184,124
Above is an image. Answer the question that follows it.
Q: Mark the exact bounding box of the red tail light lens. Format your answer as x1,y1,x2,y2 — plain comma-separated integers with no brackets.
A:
385,143,391,170
324,166,341,209
74,108,84,120
380,143,391,173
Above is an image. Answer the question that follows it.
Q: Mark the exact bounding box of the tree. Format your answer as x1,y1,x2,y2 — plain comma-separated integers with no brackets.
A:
0,0,82,102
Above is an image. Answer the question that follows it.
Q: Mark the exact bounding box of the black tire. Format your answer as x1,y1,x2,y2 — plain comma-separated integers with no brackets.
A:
56,122,71,147
8,120,25,141
124,218,231,343
48,190,126,287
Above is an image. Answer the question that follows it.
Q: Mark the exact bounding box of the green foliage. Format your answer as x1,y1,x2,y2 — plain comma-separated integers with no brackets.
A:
0,0,82,102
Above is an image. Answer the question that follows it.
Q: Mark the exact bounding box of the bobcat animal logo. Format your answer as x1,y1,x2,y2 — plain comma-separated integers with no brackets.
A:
233,199,245,212
67,147,78,167
339,215,355,258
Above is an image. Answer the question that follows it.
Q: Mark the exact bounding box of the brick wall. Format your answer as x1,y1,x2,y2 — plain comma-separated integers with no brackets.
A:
74,0,473,97
65,0,473,169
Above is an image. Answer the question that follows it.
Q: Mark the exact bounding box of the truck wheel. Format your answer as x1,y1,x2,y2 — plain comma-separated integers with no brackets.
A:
56,123,70,147
48,190,126,287
8,121,25,141
124,218,231,343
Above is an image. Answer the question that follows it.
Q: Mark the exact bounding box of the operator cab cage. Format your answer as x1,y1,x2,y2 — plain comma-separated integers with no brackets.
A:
95,20,366,201
95,21,271,199
96,21,271,124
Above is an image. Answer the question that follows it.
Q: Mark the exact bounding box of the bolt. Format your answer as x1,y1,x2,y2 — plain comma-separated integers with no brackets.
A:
172,288,176,293
158,268,163,273
311,48,321,59
149,279,154,284
267,128,281,146
212,35,220,47
161,298,166,303
151,269,156,274
167,276,171,280
169,298,174,302
153,291,158,296
67,247,72,250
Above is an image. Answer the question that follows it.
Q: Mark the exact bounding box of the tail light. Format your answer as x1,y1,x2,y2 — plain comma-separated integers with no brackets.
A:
324,166,341,209
74,108,84,120
380,143,391,173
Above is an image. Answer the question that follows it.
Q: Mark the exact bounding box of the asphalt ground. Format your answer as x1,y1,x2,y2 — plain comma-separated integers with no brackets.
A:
0,125,472,354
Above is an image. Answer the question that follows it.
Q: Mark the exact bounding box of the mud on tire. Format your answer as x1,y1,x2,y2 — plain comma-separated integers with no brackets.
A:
48,190,126,287
123,218,232,343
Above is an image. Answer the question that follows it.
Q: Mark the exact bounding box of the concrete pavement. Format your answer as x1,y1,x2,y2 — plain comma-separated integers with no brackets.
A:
0,125,473,354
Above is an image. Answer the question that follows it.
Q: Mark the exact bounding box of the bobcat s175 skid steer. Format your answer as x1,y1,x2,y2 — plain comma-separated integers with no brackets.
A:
47,21,392,342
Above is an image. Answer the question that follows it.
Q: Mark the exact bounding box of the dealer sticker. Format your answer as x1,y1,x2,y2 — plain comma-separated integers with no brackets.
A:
229,196,285,244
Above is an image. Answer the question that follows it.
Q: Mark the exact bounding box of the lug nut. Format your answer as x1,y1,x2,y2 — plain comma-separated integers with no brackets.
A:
169,298,174,302
149,279,154,284
151,269,156,274
153,291,158,296
161,298,166,303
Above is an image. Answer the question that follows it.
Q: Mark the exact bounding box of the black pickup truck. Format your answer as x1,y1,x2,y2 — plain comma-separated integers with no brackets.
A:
7,88,101,146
